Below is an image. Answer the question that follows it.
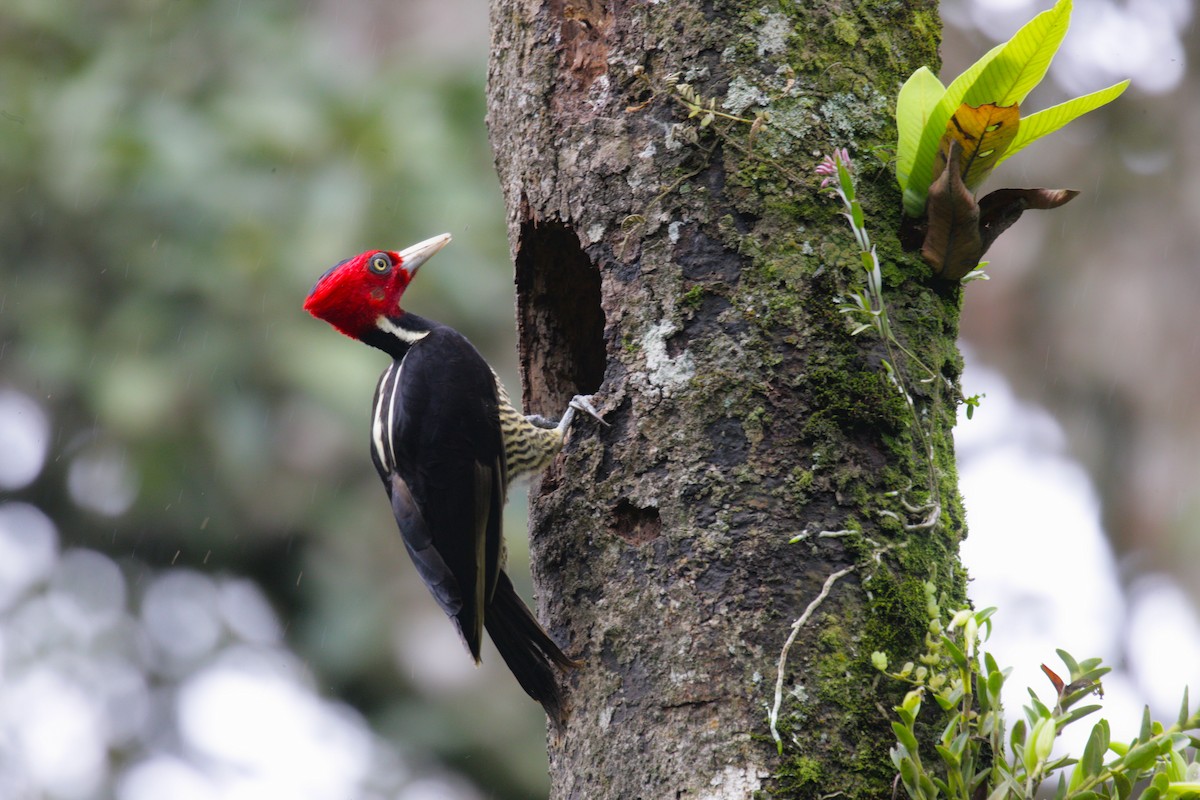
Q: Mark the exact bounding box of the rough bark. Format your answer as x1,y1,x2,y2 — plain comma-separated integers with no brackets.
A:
486,2,964,798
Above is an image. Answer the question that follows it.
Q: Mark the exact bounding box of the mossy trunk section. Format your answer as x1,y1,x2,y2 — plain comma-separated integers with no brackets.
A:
487,2,964,797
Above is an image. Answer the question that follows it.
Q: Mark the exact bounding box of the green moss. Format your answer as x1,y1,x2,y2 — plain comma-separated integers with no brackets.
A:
831,16,860,47
681,284,705,310
862,573,927,661
744,405,769,447
769,755,823,794
781,466,814,505
806,364,906,433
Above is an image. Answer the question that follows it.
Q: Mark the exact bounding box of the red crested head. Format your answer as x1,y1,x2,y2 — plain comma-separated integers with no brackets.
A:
304,233,451,341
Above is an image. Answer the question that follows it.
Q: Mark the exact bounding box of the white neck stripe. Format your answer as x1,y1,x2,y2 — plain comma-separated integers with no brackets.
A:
376,316,430,344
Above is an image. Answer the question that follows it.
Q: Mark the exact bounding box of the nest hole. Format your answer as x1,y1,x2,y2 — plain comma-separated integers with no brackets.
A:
514,220,607,413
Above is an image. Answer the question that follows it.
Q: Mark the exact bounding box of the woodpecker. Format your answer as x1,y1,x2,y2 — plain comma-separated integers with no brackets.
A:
303,233,601,722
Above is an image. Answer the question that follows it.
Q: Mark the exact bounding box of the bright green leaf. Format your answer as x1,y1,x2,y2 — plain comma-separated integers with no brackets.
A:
1003,80,1129,162
962,0,1072,108
896,67,946,192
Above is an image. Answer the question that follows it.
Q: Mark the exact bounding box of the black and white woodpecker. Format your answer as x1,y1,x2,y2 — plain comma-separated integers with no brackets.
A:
304,233,602,722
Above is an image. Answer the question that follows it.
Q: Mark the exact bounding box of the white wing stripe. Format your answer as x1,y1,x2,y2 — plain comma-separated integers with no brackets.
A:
372,362,396,471
385,359,402,471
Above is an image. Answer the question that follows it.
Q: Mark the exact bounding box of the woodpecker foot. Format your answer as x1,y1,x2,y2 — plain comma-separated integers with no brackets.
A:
543,394,608,438
568,394,607,427
526,395,608,434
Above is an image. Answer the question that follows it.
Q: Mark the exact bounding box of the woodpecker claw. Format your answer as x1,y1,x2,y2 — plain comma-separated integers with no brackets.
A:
569,394,608,427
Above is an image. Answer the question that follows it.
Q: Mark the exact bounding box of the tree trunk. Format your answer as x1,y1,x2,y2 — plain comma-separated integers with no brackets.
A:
486,3,965,798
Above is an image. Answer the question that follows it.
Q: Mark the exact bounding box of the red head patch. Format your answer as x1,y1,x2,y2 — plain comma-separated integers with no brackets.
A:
304,233,451,341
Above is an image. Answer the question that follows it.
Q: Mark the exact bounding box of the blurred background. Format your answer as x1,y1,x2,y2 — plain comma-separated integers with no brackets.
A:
0,0,1194,797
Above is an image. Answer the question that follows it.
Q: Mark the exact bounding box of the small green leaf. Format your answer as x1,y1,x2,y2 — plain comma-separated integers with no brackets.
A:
1027,691,1053,720
984,651,1000,677
1169,748,1188,782
935,743,960,769
1166,782,1200,794
985,784,1012,800
1033,716,1058,764
1078,720,1107,781
892,721,921,755
1068,760,1087,794
939,714,962,747
1011,718,1027,753
1061,704,1103,728
1179,686,1191,729
898,757,920,792
1125,740,1162,772
942,634,968,671
850,200,865,231
1057,648,1081,678
932,692,957,711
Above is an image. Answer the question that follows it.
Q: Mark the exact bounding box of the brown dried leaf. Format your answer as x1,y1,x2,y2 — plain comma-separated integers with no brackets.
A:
978,187,1079,255
922,140,982,281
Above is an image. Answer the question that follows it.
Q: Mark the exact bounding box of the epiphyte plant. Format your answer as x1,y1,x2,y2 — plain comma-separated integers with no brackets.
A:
895,0,1128,281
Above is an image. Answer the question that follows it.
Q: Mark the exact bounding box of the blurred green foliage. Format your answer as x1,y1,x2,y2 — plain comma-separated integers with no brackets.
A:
0,0,550,795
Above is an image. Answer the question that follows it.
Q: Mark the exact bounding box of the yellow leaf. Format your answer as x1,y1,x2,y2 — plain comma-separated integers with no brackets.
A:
933,103,1020,192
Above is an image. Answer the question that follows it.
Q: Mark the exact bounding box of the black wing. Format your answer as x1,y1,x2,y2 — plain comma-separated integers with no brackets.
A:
370,327,505,661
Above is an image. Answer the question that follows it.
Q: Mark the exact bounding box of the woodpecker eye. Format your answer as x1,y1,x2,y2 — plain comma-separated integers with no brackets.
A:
369,253,392,274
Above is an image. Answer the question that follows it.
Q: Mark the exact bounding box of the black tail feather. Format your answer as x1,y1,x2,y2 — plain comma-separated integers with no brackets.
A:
485,571,577,723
